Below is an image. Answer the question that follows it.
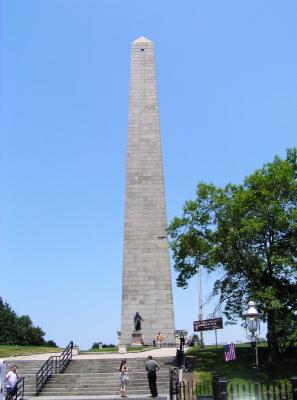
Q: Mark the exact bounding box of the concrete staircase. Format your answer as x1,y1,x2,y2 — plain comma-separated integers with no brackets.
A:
39,358,173,397
6,356,174,398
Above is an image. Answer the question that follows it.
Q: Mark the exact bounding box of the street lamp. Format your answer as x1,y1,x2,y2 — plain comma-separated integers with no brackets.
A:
244,301,261,379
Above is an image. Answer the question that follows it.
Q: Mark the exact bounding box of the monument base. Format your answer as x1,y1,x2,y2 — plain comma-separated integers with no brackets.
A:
131,331,143,346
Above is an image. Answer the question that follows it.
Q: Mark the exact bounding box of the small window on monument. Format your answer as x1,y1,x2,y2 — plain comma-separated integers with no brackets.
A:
140,48,145,52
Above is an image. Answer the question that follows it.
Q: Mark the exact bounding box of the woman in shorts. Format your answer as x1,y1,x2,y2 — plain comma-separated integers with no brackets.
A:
119,359,129,398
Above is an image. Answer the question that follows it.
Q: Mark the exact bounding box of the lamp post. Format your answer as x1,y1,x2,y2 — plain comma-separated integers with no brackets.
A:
176,331,186,384
244,301,261,380
179,332,185,352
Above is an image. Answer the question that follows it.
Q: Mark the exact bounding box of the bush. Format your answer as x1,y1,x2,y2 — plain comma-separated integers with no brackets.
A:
46,340,57,347
92,342,115,349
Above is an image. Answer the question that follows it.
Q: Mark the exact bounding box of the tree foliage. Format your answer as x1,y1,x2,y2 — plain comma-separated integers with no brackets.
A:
0,297,46,345
168,149,297,363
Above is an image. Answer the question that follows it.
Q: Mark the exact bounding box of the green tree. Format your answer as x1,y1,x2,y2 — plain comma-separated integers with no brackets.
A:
15,315,45,346
0,298,18,344
0,297,46,345
168,149,297,364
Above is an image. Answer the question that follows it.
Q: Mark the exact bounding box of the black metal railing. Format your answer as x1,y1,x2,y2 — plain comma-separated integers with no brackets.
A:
169,373,293,400
36,356,58,395
36,341,73,396
14,377,25,400
229,381,291,400
58,341,73,373
181,380,213,399
170,367,180,400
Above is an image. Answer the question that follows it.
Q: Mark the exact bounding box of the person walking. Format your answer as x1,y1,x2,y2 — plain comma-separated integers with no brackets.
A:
119,359,129,398
145,355,160,398
5,365,21,400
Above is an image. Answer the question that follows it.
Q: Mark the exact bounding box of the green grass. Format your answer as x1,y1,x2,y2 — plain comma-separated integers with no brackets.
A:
0,345,61,358
82,346,154,353
82,347,118,353
186,344,297,384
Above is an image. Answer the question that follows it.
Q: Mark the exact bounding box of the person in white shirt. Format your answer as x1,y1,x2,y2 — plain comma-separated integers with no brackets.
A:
5,365,20,400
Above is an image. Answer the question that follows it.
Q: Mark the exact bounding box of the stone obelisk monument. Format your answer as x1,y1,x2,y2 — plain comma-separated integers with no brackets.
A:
120,37,175,346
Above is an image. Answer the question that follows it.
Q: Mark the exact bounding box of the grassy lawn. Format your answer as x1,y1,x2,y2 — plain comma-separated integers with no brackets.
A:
0,345,61,358
186,344,297,384
187,344,297,384
82,347,118,353
82,346,154,353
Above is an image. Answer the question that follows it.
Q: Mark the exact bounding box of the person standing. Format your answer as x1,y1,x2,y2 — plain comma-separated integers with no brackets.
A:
145,356,160,398
5,365,20,400
119,359,129,398
156,332,163,349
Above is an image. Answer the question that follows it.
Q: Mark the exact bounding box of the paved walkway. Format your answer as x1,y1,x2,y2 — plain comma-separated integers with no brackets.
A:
27,397,168,400
8,347,178,361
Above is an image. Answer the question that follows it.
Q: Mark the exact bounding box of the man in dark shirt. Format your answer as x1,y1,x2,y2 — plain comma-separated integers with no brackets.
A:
145,356,160,398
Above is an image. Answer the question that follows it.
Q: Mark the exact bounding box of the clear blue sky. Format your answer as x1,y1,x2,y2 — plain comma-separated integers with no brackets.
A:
0,0,296,349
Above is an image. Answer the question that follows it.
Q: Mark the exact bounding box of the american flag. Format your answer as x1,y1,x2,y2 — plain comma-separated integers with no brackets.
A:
224,343,236,362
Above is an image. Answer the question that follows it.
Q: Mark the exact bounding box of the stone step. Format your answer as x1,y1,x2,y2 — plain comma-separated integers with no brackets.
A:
43,382,169,388
41,385,167,391
44,378,169,384
28,396,168,400
49,372,169,378
67,365,172,372
69,359,173,366
43,381,168,388
45,381,168,387
29,397,168,400
38,389,168,396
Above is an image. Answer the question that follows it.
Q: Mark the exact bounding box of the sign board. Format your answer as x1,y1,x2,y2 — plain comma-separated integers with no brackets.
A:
193,317,223,332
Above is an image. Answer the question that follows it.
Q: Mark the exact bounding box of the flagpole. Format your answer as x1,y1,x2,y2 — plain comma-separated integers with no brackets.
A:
198,267,204,348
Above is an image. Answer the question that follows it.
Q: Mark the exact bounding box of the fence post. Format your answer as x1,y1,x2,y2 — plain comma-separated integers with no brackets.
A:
290,377,297,400
212,375,220,400
254,382,259,400
176,381,180,400
219,380,228,400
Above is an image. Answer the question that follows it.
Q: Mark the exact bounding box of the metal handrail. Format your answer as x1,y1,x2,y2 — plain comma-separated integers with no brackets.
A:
59,341,73,373
36,341,73,396
36,356,55,396
15,377,25,400
169,367,180,400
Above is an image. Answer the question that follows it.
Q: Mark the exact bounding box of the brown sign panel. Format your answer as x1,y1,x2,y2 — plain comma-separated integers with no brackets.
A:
193,317,223,332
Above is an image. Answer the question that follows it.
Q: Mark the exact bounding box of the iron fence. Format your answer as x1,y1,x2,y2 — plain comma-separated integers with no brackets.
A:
169,368,294,400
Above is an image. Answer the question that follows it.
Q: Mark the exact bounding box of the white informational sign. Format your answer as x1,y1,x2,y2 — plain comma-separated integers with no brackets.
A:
0,360,6,400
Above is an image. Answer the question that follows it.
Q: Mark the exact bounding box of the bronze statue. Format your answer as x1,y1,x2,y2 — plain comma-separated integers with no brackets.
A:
134,312,143,331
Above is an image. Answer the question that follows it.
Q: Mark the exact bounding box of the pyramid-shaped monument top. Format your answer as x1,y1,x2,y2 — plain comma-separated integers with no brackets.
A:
133,36,152,43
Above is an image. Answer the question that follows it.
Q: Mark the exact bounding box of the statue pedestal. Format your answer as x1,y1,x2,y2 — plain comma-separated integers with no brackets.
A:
131,331,143,346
